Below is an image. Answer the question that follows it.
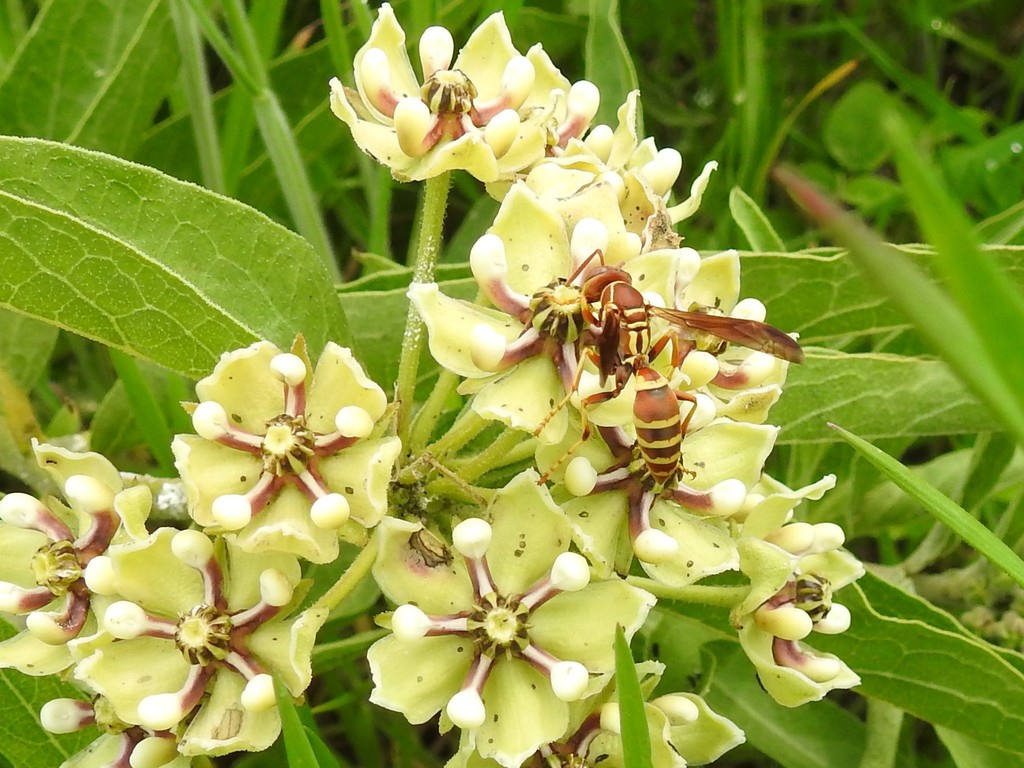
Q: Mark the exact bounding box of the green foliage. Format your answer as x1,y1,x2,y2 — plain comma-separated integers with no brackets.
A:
1,0,1024,766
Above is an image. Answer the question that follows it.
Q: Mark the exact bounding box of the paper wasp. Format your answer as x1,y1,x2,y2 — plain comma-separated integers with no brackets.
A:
537,252,803,486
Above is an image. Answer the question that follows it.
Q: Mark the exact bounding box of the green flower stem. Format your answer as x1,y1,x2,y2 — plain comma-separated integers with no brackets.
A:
449,434,535,477
408,369,461,452
625,577,749,607
311,534,379,615
395,172,453,447
453,429,532,483
422,408,488,461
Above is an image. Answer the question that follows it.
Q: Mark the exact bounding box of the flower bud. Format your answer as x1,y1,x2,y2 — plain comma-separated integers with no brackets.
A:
418,26,454,78
130,735,179,768
447,689,486,729
797,655,843,683
260,569,294,607
483,108,520,158
634,528,678,563
564,456,598,496
641,148,682,197
171,529,215,568
470,233,508,284
452,518,492,559
137,692,187,731
0,492,43,527
39,699,92,734
549,552,590,592
814,603,851,635
270,353,307,386
192,401,230,440
211,494,253,530
311,493,351,529
765,522,815,554
64,475,115,513
392,604,432,641
756,604,813,641
599,702,622,734
335,405,374,439
680,351,719,389
500,56,536,109
550,660,589,701
394,98,432,157
651,693,700,724
241,673,277,712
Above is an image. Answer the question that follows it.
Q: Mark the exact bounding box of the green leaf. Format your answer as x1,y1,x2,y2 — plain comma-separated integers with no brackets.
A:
0,137,347,380
0,310,58,390
704,644,866,768
585,0,639,129
774,167,1024,447
823,81,895,172
0,623,94,767
0,0,179,158
276,678,320,768
838,19,986,144
937,727,1021,768
339,276,477,390
728,187,785,252
815,572,1024,756
884,113,1024,421
614,627,652,768
774,350,997,444
829,425,1024,590
738,246,1024,347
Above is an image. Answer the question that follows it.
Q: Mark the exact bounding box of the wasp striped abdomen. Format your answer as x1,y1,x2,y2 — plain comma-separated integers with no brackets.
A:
633,367,688,486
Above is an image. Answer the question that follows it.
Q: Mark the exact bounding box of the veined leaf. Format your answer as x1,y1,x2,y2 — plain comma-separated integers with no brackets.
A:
0,623,94,767
0,0,179,158
0,310,58,390
0,138,347,380
585,0,639,130
829,425,1024,589
816,572,1024,755
775,167,1024,447
775,350,997,444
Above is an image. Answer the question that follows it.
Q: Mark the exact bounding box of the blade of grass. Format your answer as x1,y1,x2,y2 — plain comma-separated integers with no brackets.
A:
276,677,320,768
615,627,653,768
884,112,1024,403
752,58,858,200
975,199,1024,245
729,186,785,251
169,0,225,193
775,165,1024,447
108,349,175,475
839,18,985,144
829,423,1024,590
185,0,340,281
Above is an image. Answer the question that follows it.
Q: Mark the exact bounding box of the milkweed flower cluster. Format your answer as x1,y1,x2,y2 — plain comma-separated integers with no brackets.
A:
0,343,395,766
0,6,865,768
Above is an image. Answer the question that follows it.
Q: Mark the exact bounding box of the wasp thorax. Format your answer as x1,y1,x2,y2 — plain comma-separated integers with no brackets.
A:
421,69,477,115
529,281,587,343
261,414,314,474
175,604,233,666
31,541,82,595
793,574,833,623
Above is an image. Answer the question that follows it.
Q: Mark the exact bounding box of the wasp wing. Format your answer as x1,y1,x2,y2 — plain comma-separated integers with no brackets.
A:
650,307,805,363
